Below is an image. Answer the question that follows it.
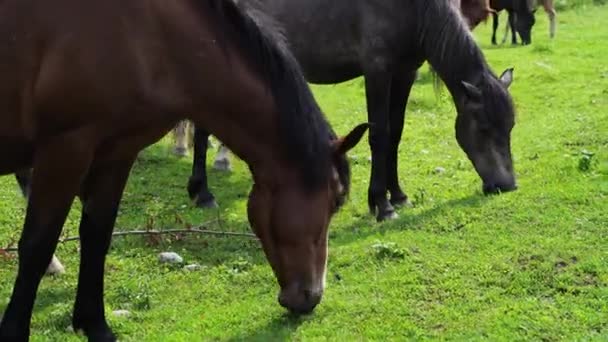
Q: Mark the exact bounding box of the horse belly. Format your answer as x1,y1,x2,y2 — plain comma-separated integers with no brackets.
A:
0,136,33,175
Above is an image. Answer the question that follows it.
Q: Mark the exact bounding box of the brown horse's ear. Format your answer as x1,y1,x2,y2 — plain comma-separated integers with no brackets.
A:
332,123,369,155
499,68,514,88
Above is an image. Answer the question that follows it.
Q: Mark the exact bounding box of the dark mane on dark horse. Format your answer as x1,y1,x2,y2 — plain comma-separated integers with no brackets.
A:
200,0,350,199
421,0,514,129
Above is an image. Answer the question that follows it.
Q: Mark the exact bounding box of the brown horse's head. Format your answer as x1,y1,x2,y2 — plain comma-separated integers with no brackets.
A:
456,68,517,194
247,124,368,314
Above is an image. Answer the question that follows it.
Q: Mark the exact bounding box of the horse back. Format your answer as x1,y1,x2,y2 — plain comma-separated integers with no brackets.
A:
0,0,192,140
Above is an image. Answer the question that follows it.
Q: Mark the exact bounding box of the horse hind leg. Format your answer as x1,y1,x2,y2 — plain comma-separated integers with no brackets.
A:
172,120,190,157
72,157,135,342
15,169,66,276
0,137,93,340
213,143,232,172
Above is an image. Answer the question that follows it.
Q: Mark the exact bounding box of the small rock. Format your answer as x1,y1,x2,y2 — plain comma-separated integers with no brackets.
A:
184,264,202,272
112,310,131,317
159,252,183,264
433,167,446,174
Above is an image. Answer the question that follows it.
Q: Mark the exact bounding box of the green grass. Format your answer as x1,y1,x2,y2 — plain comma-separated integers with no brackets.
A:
2,5,608,341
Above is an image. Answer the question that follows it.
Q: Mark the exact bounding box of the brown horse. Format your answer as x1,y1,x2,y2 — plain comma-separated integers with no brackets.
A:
0,0,367,340
458,0,495,29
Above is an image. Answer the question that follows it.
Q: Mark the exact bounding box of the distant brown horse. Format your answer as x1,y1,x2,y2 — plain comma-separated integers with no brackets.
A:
0,0,367,340
458,0,495,29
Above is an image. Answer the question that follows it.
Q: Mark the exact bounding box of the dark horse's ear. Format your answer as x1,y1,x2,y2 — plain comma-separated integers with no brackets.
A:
332,123,369,155
499,68,514,88
461,81,482,100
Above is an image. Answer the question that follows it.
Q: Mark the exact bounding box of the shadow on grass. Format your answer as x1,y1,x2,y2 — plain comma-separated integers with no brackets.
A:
226,312,306,342
127,142,252,213
33,285,74,312
332,192,492,247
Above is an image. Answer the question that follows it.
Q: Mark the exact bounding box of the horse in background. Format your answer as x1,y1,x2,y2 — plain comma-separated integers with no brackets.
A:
0,0,367,340
497,0,556,44
490,0,538,45
172,120,231,171
181,0,518,219
458,0,495,29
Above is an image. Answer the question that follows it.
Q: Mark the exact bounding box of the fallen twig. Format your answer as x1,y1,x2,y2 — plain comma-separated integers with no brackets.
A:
1,222,257,253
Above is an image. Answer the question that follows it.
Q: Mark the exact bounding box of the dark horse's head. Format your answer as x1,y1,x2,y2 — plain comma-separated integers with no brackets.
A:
515,7,536,45
456,68,517,194
209,1,368,314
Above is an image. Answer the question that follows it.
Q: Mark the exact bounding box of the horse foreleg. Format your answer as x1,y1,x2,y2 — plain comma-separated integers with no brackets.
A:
71,157,135,342
188,126,218,208
14,169,66,276
491,12,499,45
508,11,518,45
172,120,190,157
0,136,93,341
213,144,232,172
364,71,395,221
386,71,417,208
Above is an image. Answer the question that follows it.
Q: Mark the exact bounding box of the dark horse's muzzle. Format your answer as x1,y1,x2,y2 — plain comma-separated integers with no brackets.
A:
483,181,518,195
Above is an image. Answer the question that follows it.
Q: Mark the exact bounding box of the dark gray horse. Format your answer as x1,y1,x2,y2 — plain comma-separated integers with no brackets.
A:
189,0,519,221
490,0,537,45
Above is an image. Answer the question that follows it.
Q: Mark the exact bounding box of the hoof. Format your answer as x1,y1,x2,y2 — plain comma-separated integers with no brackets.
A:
46,255,65,275
195,197,219,209
73,319,116,342
173,147,188,157
75,328,116,342
213,159,232,172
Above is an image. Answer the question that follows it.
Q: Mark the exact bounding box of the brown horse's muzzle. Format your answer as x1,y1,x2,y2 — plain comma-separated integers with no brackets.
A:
278,284,323,315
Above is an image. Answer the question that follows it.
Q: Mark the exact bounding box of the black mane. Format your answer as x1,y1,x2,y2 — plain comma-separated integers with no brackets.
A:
199,0,351,197
420,0,514,126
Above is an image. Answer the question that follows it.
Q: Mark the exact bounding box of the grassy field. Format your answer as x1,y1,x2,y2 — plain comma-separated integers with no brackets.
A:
2,4,607,341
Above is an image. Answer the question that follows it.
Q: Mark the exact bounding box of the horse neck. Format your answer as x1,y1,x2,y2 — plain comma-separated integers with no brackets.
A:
161,0,327,188
420,1,488,97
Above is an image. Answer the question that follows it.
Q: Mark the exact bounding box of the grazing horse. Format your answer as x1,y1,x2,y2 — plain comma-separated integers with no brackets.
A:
175,0,499,209
490,0,537,45
187,0,519,221
499,0,556,43
0,0,367,340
